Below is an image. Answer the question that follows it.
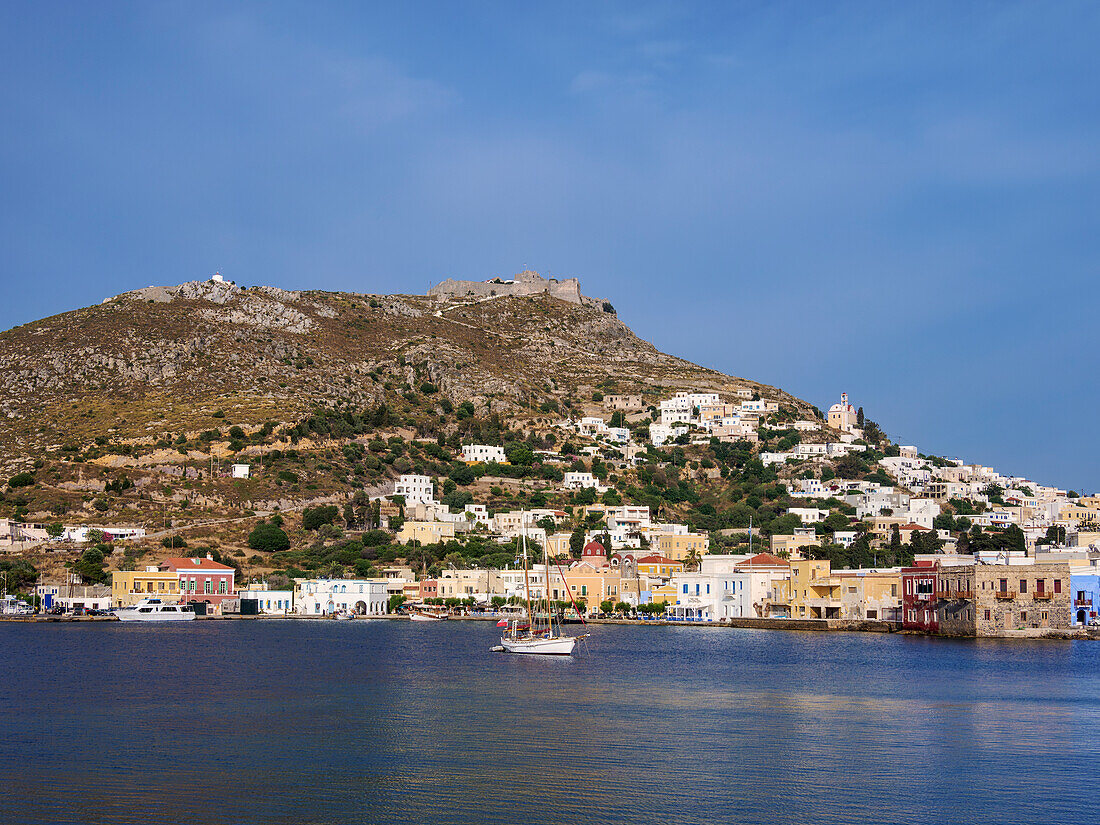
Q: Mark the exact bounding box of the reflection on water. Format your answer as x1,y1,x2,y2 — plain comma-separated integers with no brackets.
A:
1,622,1097,824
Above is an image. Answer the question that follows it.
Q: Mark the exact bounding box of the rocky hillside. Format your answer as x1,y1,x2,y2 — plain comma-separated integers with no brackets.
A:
0,275,814,466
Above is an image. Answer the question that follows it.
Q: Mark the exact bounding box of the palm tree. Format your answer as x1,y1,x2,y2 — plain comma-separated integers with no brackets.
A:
685,548,702,572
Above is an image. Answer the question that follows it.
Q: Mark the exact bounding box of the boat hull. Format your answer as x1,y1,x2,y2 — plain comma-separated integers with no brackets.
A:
500,635,576,655
117,610,195,622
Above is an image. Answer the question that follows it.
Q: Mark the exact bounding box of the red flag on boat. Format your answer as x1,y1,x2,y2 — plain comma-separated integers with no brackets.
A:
496,619,508,627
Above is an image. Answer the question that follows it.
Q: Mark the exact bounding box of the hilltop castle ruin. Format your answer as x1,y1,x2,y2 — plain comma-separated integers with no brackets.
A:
427,270,602,307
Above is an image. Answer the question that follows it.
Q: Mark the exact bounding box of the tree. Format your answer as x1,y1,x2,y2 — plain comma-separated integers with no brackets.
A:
684,548,701,572
600,599,614,614
0,559,38,591
248,522,290,553
7,472,35,488
614,601,632,615
856,407,865,428
388,594,407,612
303,505,339,531
569,526,586,558
45,523,64,539
71,547,108,585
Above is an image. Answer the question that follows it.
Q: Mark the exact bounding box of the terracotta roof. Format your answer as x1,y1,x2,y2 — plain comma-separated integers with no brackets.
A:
582,540,606,555
736,552,788,567
160,557,235,571
634,554,679,565
898,523,928,531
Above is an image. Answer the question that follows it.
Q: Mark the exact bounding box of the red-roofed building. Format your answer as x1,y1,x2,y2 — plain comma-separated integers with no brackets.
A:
160,555,236,613
735,553,788,568
581,540,607,561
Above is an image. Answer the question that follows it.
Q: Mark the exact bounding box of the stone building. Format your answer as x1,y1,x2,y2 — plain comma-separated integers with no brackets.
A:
936,562,1072,637
427,270,603,307
603,394,644,412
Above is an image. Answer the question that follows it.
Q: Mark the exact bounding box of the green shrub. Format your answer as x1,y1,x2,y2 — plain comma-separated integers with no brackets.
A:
8,472,35,488
248,523,291,553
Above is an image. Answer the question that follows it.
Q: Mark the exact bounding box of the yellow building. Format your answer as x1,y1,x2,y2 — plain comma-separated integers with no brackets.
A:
1059,504,1100,527
397,521,456,545
653,532,709,561
111,567,181,607
770,533,821,557
547,562,622,611
544,532,573,558
787,559,842,619
648,582,678,607
833,569,902,621
633,554,684,578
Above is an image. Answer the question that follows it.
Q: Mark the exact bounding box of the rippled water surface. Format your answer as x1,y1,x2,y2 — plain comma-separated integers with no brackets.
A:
2,621,1099,824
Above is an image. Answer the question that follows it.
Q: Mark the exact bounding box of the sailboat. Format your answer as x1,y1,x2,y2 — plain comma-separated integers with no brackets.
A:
499,517,583,655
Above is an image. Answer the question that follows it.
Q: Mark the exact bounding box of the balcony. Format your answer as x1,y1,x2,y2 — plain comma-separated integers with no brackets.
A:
1032,591,1053,601
1075,598,1093,608
944,590,971,600
994,590,1016,600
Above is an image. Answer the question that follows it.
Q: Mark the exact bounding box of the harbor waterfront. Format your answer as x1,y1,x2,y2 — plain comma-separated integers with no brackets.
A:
2,621,1099,825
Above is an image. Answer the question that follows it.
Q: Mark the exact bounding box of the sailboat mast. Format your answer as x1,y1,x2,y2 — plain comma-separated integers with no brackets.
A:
521,519,534,631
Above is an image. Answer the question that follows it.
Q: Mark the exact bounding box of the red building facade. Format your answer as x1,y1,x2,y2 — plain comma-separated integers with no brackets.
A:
901,560,941,633
160,556,236,613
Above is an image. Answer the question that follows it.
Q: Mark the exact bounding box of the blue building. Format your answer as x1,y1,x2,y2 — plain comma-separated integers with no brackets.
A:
1070,573,1100,626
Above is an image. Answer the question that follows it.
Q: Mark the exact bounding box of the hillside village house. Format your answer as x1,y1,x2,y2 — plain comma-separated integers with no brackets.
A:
397,520,457,545
295,578,389,615
603,394,643,412
653,532,709,561
563,471,600,490
392,474,434,504
770,528,821,557
461,444,506,464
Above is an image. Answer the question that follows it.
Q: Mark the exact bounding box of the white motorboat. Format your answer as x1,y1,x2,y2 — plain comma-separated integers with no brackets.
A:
116,598,196,622
409,611,447,622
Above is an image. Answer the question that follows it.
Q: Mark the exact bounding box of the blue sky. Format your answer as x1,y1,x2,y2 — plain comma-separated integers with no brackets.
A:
1,1,1098,491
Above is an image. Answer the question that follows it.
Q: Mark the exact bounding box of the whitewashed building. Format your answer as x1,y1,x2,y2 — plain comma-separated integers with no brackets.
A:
294,579,389,615
462,444,506,463
393,474,434,504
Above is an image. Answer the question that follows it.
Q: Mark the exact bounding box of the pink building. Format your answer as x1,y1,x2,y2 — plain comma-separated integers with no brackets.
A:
160,556,236,613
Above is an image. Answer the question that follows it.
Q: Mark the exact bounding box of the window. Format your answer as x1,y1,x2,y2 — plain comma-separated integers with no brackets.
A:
1054,579,1061,594
999,578,1008,593
1036,579,1045,594
891,584,897,597
683,584,688,594
705,584,710,595
218,580,227,594
1019,579,1027,594
205,580,213,594
984,609,991,621
580,585,588,596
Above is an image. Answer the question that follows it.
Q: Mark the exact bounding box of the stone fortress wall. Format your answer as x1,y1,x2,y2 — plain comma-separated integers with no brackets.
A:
427,270,603,308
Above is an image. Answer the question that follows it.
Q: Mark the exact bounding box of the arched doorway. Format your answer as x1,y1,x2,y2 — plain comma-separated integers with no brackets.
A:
1078,609,1088,626
326,600,335,614
355,601,367,615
